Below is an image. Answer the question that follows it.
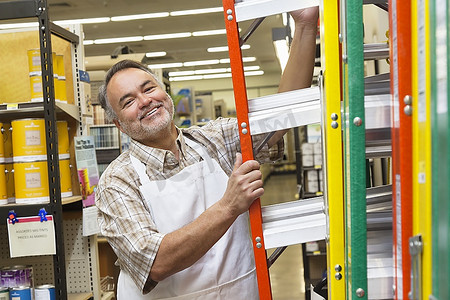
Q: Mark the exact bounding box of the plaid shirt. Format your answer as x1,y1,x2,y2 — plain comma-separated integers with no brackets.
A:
96,117,284,294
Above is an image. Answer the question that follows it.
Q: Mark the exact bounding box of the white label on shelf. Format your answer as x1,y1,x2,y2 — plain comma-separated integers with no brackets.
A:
83,206,101,236
7,215,56,258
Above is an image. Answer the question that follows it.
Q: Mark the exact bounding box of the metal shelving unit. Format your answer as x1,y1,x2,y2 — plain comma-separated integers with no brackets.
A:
0,1,98,299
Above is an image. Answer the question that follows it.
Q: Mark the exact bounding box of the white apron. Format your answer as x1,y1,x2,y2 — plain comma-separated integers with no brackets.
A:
117,138,259,299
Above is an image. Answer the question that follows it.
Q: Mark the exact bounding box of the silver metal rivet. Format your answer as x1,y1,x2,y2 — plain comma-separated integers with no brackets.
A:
227,15,233,21
255,237,261,242
335,272,342,280
342,55,348,63
242,128,248,134
404,95,412,105
331,121,339,129
256,242,262,248
226,9,233,15
339,33,343,42
356,288,365,298
41,26,45,30
334,264,342,272
353,117,362,127
404,105,412,116
331,113,338,121
241,122,247,128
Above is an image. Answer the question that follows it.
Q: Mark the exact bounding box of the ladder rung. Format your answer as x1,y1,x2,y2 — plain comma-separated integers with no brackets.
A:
234,0,319,22
365,93,391,130
365,73,390,95
248,87,321,135
261,197,326,249
364,43,390,60
365,144,392,158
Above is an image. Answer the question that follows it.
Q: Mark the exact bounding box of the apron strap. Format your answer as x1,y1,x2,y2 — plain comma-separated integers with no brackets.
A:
130,155,151,185
184,137,210,161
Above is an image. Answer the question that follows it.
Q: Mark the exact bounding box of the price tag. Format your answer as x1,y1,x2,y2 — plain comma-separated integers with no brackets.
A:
6,103,18,110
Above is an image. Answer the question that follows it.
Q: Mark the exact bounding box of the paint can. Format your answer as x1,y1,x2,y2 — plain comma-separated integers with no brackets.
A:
9,286,31,300
34,284,55,300
5,164,14,204
56,55,67,103
0,164,7,205
0,265,32,288
2,123,13,164
0,287,8,300
59,159,72,198
57,121,70,159
11,119,47,162
27,49,41,75
13,161,49,204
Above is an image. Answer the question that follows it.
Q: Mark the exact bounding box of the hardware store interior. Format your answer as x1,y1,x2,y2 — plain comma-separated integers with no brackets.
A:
0,0,449,300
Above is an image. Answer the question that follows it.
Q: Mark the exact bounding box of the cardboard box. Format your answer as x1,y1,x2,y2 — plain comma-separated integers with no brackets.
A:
302,154,314,167
314,154,323,166
301,143,314,155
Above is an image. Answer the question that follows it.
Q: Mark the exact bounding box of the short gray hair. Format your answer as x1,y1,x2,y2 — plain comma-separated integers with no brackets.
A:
98,59,164,122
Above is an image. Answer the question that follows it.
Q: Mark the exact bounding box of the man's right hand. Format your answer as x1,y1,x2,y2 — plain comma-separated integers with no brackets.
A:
221,153,264,216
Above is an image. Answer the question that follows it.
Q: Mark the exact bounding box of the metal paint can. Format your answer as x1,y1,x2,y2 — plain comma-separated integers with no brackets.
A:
13,161,49,204
0,164,7,205
11,119,47,162
59,159,72,198
5,164,15,204
57,121,70,159
9,286,31,300
0,287,8,300
34,285,55,300
2,123,13,164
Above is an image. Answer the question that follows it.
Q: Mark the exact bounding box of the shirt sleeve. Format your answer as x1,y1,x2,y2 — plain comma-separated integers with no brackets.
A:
96,163,165,294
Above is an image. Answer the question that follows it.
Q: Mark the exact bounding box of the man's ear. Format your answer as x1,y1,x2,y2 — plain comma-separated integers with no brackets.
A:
113,119,124,133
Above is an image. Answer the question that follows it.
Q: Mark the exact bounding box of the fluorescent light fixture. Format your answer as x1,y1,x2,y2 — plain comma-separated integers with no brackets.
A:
148,62,183,69
207,44,250,52
111,12,169,22
168,71,196,76
170,7,223,16
54,17,110,25
194,68,228,74
145,51,167,57
203,73,232,79
183,59,220,67
192,29,226,37
144,32,191,40
94,36,143,44
243,66,260,71
273,39,289,72
244,70,264,76
83,40,94,45
170,75,204,81
0,22,38,29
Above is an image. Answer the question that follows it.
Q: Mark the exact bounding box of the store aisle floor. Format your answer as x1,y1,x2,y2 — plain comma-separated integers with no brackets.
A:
260,173,306,300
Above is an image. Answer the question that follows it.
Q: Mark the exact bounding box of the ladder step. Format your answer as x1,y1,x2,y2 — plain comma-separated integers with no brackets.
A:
248,87,321,135
261,197,326,249
365,73,390,95
364,43,390,60
234,0,319,22
365,93,391,130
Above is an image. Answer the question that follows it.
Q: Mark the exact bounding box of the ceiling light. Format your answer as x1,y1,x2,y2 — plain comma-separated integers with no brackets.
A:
244,70,264,76
192,29,226,37
169,75,204,82
219,57,257,64
111,12,169,22
83,40,94,45
0,22,38,29
170,7,223,16
168,71,196,77
148,62,183,69
94,36,143,44
273,39,289,72
207,45,251,52
194,68,228,75
183,59,220,67
145,51,167,57
144,32,191,40
54,17,110,25
203,73,232,79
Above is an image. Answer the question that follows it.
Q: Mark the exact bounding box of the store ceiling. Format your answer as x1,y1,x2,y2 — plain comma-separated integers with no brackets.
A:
34,0,286,79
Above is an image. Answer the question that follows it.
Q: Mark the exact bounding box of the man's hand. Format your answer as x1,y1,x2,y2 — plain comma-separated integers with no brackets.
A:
290,6,319,28
220,153,264,216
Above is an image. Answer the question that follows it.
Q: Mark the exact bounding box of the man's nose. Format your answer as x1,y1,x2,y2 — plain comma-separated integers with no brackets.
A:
136,93,151,107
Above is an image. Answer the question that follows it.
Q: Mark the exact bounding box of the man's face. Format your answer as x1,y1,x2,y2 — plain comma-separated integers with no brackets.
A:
106,68,174,143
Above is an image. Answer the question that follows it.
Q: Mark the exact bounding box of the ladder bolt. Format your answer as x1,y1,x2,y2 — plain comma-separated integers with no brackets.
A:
226,9,233,15
342,55,348,63
334,272,342,280
331,113,339,121
256,242,262,248
241,122,247,128
403,94,412,105
331,121,339,129
353,117,362,127
356,288,365,298
227,15,233,21
255,237,261,242
404,105,412,116
242,128,248,134
334,264,342,272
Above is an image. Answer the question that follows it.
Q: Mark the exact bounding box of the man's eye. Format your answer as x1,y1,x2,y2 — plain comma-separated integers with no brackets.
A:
123,99,134,108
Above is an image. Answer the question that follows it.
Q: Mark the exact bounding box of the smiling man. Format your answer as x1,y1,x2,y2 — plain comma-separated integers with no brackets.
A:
96,6,318,299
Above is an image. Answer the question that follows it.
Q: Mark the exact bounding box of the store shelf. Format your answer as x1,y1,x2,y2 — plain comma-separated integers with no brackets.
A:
68,292,93,300
0,101,80,122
